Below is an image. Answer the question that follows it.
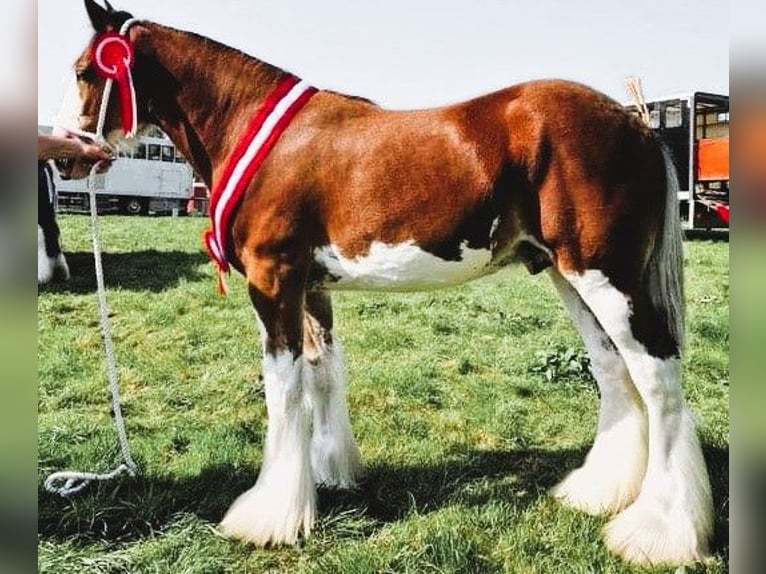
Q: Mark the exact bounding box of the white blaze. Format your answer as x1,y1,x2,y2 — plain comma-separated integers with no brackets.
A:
52,76,82,136
219,350,315,545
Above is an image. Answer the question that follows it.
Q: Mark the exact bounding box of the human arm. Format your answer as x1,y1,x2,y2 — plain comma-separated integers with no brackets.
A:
37,133,112,163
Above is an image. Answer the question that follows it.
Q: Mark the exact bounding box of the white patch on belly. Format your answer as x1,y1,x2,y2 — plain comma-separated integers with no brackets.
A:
314,240,493,291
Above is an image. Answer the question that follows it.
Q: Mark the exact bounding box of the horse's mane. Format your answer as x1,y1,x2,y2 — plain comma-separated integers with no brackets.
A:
148,22,287,86
178,27,282,73
174,27,380,109
107,10,261,68
147,21,379,109
323,91,377,107
105,13,377,110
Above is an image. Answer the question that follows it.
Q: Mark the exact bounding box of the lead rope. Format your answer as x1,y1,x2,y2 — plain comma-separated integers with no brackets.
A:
44,17,144,496
44,165,138,497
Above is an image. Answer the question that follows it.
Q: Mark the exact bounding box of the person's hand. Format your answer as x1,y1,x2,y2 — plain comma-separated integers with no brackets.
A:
81,143,113,174
45,131,114,179
61,130,113,167
77,138,113,165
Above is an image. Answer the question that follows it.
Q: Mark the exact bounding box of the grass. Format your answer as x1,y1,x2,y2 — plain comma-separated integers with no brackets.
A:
38,215,729,573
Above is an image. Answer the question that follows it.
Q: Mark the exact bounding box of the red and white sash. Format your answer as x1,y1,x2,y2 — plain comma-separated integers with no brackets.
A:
204,75,318,294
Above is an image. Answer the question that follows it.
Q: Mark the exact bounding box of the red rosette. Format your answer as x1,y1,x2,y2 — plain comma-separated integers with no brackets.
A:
91,32,137,136
92,32,134,80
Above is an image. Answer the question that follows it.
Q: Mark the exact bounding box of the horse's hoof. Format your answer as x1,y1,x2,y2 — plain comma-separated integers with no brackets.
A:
603,495,710,565
552,465,639,516
551,415,647,515
219,477,315,546
311,436,362,489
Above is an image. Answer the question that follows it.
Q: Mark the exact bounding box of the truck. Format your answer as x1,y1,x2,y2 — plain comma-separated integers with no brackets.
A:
39,124,194,215
627,92,729,230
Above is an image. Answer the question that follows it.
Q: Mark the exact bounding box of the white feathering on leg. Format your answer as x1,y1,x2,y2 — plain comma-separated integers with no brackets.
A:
305,337,361,488
219,351,316,546
565,270,712,565
550,270,647,514
604,404,712,563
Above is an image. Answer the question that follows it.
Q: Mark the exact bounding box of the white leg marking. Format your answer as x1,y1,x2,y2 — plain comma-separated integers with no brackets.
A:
55,252,70,281
565,270,712,565
219,351,316,546
550,271,647,514
38,225,69,284
304,335,361,488
38,226,55,284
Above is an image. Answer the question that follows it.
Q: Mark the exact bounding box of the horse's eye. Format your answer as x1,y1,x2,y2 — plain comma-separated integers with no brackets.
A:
76,67,95,82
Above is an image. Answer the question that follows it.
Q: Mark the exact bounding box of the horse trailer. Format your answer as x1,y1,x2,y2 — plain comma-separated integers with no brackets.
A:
628,92,729,230
39,125,194,215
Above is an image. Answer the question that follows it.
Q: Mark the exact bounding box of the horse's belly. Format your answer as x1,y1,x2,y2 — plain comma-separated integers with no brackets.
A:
313,240,493,291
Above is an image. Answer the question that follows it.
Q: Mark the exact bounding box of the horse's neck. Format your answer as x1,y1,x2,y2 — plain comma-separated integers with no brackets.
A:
142,23,288,186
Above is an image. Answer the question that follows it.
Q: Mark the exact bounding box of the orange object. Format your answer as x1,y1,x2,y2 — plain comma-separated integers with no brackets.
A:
696,138,729,181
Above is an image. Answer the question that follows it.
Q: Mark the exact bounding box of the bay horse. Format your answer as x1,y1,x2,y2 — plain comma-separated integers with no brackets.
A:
58,0,713,564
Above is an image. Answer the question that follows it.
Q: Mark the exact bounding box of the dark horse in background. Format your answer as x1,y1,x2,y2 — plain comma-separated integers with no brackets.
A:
55,0,713,565
38,160,70,284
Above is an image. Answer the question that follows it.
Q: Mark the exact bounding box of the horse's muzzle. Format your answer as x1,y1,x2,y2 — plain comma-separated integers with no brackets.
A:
54,156,103,180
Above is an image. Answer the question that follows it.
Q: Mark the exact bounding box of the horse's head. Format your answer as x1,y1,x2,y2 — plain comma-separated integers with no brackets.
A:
54,0,152,178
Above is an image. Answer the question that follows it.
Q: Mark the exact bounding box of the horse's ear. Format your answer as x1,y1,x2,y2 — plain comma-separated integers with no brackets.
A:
103,0,115,12
84,0,109,32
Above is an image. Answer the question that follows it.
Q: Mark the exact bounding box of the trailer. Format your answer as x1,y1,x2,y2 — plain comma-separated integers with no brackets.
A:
39,125,194,215
628,92,729,230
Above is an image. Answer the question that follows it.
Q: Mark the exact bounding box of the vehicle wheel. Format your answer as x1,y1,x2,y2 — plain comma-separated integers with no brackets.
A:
121,198,147,215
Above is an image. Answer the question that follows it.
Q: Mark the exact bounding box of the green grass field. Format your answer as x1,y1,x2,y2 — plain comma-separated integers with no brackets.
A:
38,215,729,573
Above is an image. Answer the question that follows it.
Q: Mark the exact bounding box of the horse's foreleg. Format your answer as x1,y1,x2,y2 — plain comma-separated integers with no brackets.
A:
549,270,648,515
303,291,361,488
219,259,315,546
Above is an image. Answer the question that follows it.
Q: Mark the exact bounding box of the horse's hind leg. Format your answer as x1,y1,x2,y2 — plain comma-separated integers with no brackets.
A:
562,269,712,564
220,257,315,546
549,270,647,515
303,291,361,488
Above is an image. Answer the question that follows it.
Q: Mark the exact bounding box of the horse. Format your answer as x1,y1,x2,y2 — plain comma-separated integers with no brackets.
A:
57,0,713,564
38,159,70,284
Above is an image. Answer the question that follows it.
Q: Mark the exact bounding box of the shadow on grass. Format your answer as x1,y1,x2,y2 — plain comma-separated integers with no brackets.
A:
37,447,573,543
685,229,729,242
37,250,210,294
38,443,729,558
